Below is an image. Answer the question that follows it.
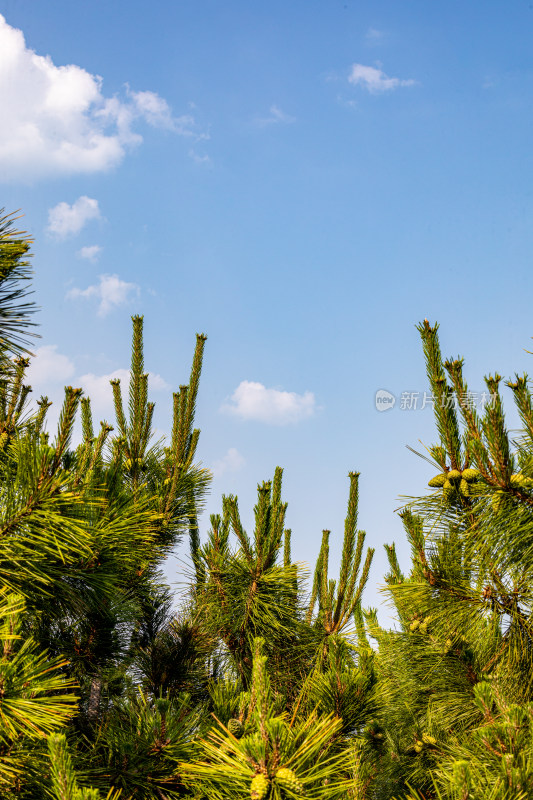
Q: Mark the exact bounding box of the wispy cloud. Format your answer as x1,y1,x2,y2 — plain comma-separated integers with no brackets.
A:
365,28,386,43
0,14,207,180
348,63,416,93
255,104,296,127
188,149,211,165
67,274,140,316
77,244,102,262
211,447,246,478
222,380,316,425
47,197,101,239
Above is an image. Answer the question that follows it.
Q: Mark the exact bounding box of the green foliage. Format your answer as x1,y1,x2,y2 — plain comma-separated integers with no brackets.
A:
0,213,211,798
48,733,122,800
195,468,303,689
359,320,533,799
0,210,38,360
434,681,533,799
182,638,353,799
86,692,198,798
0,591,77,793
5,213,533,800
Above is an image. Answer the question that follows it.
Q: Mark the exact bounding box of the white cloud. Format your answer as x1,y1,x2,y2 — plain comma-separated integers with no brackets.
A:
211,447,246,478
256,105,296,127
47,196,101,238
128,89,176,129
77,244,102,262
222,380,316,425
79,368,129,417
348,63,416,93
146,373,169,391
67,274,140,316
127,89,207,138
26,345,75,388
0,14,205,180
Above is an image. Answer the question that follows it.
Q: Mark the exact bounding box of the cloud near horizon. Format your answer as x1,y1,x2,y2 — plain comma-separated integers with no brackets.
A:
348,63,416,93
222,380,316,425
0,14,206,180
67,274,140,316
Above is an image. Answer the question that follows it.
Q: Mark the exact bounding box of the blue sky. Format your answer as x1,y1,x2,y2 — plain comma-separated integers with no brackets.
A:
1,0,533,614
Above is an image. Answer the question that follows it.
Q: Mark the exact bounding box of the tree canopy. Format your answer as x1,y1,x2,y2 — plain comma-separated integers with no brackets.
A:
1,212,533,799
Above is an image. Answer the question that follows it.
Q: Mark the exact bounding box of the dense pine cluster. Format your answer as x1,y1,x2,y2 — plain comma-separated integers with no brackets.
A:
1,211,533,799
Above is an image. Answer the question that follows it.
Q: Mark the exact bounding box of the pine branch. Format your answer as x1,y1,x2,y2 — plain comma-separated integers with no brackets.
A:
417,320,462,469
0,210,39,359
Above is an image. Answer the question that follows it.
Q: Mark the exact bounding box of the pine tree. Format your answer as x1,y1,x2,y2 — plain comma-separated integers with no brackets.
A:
182,638,354,799
361,320,533,800
9,208,533,799
47,733,122,800
183,470,376,799
0,209,38,360
0,213,211,798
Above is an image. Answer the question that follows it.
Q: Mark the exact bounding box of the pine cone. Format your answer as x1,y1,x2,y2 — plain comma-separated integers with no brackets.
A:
428,473,447,487
509,473,533,489
443,479,454,503
227,718,243,738
491,492,504,511
250,773,270,800
275,768,303,795
461,468,479,482
447,470,462,483
459,478,469,497
422,733,437,746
